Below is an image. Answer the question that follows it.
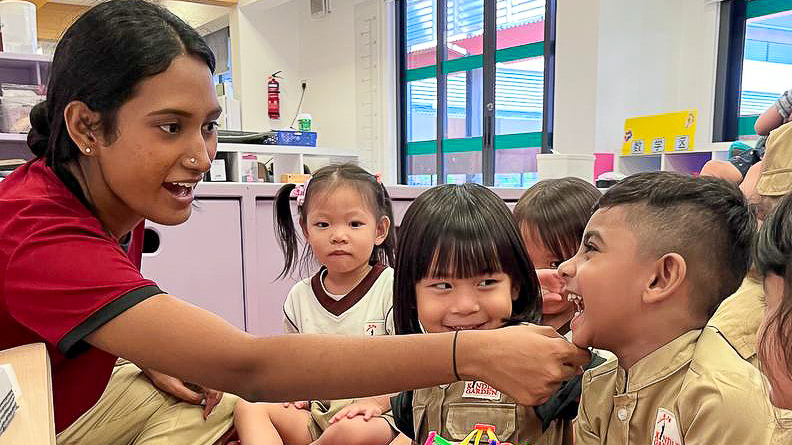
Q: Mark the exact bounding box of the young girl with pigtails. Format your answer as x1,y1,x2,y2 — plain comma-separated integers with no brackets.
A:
233,163,399,445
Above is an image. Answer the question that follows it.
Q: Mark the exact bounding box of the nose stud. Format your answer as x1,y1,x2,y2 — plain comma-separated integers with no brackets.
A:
189,157,196,164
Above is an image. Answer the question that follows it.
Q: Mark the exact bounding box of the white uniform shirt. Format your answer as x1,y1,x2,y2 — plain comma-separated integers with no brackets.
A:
283,263,394,336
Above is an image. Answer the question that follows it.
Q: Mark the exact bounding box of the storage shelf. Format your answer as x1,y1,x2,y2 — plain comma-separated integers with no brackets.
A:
616,142,736,176
217,143,356,157
0,52,52,64
216,143,359,182
0,133,27,142
618,142,732,157
0,52,51,87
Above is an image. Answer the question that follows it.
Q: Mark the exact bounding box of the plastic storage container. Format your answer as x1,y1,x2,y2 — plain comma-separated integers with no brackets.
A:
0,1,37,54
536,153,595,183
274,130,317,147
0,84,43,133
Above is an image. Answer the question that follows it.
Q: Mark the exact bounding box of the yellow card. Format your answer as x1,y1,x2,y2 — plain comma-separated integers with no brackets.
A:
622,110,697,155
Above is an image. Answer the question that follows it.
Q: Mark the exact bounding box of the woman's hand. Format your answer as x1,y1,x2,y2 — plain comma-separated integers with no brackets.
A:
141,367,223,419
457,324,590,406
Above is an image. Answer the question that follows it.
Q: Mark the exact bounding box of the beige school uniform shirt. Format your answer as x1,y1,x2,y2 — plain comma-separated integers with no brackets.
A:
708,277,792,445
708,276,764,367
412,381,572,445
575,327,774,445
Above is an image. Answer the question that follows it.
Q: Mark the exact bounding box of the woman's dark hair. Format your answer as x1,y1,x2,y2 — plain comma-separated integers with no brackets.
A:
513,177,602,265
273,163,395,278
755,192,792,391
393,183,541,335
27,0,215,208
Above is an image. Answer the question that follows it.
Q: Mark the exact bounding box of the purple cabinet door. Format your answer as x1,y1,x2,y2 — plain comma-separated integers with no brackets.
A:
141,199,246,330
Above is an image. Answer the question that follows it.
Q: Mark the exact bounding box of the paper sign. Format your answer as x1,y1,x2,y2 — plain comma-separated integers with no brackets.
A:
622,110,697,155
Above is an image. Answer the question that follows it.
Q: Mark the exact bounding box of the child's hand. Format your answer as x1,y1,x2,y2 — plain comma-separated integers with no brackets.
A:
282,400,310,410
329,399,385,423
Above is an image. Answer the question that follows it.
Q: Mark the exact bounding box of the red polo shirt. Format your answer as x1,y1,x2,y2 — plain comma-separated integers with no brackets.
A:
0,158,162,433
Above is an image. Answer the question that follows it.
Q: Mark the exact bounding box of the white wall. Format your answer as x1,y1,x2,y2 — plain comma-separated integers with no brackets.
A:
553,0,600,154
297,1,359,149
553,0,721,156
230,0,396,180
162,1,230,29
231,1,301,133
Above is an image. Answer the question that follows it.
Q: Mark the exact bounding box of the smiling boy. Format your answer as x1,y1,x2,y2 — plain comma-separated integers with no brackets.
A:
560,172,774,444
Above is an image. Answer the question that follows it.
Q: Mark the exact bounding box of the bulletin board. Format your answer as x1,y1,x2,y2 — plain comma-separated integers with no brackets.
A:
622,110,697,155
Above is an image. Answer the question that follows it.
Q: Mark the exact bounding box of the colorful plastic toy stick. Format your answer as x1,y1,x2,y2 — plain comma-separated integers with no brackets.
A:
460,429,478,445
459,424,498,445
435,436,453,445
425,424,500,445
423,431,453,445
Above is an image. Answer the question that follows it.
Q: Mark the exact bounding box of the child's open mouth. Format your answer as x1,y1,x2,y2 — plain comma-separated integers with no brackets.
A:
444,323,486,331
567,293,585,328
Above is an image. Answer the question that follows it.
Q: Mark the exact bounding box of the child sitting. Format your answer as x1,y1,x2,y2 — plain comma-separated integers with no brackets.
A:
755,191,792,412
513,177,602,335
330,183,584,445
234,164,398,445
708,122,792,368
560,171,775,444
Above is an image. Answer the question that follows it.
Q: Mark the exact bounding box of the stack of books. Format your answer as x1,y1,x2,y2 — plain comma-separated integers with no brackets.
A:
0,364,18,436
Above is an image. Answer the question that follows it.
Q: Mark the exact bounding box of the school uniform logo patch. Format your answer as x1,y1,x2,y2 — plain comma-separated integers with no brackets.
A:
652,408,682,445
364,320,385,336
462,381,501,400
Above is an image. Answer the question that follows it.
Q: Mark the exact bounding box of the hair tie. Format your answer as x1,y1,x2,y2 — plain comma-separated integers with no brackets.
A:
291,176,312,207
375,172,383,184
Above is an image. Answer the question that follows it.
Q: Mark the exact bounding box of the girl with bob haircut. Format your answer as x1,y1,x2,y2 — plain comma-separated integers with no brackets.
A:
331,184,580,445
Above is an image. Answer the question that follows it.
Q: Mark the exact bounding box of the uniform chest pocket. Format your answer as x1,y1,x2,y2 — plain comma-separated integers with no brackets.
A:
445,402,517,442
412,404,427,441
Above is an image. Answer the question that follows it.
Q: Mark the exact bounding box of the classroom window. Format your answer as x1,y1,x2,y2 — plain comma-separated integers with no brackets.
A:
399,0,555,186
715,0,792,140
741,9,792,121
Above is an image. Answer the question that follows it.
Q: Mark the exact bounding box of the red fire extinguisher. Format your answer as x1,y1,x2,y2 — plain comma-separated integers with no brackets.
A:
268,71,282,120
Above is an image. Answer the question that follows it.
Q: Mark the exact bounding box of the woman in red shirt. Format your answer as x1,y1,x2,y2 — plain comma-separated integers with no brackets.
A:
0,0,588,442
